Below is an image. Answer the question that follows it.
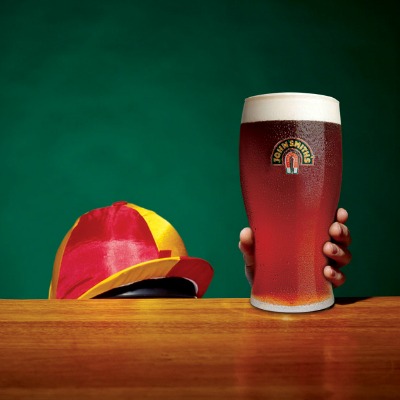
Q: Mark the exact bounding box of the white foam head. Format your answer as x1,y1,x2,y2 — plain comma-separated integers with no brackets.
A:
241,92,341,124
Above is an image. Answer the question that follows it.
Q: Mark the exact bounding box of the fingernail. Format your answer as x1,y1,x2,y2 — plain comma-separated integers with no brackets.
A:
331,244,338,255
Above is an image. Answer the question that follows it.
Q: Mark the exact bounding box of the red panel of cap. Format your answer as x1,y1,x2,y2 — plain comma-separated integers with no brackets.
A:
57,205,159,299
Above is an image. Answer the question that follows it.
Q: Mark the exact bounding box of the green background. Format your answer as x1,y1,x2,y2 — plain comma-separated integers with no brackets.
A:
0,0,398,299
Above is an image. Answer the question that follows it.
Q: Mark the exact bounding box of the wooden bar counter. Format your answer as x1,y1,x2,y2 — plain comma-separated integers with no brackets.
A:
0,297,399,399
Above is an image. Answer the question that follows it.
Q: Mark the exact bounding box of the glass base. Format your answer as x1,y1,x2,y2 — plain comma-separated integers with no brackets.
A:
250,295,335,313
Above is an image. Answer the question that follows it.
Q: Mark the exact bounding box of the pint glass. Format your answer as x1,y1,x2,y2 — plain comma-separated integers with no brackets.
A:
239,93,342,312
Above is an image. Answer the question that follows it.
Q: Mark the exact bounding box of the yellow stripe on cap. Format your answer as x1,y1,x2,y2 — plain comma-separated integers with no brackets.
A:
49,217,80,299
125,203,187,258
78,257,181,299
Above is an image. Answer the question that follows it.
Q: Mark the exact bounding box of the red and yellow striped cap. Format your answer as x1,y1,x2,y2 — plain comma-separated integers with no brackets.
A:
49,201,213,299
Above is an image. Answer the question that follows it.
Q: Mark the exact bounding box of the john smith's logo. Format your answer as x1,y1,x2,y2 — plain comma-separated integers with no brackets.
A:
271,138,315,174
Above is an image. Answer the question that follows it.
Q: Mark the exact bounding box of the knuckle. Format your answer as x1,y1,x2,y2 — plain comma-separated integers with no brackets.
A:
346,251,352,264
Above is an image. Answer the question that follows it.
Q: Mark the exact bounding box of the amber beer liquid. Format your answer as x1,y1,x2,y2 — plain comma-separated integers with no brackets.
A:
240,93,342,312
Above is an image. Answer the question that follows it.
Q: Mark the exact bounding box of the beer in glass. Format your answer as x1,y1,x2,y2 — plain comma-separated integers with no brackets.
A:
239,93,342,312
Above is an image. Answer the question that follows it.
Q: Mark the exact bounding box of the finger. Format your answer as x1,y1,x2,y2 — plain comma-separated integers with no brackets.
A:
324,265,346,288
239,227,254,250
329,222,352,247
336,208,349,224
239,241,255,268
239,227,255,266
239,228,255,286
323,242,352,267
245,265,254,286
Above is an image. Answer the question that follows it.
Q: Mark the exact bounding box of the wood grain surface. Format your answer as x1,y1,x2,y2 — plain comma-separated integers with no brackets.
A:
0,297,399,400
